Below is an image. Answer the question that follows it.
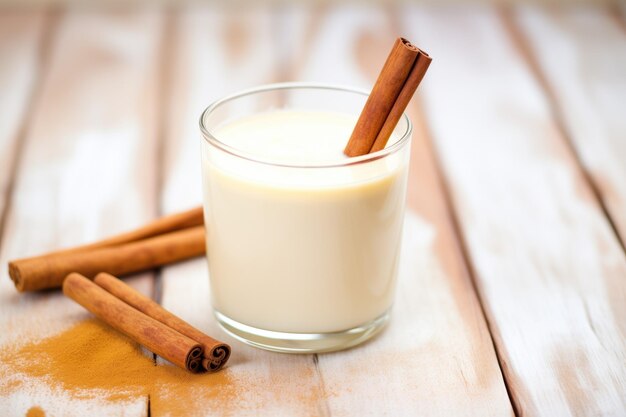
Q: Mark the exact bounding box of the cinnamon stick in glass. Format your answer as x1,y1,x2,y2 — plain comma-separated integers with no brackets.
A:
344,37,431,157
9,226,205,292
370,48,431,153
63,273,204,373
94,272,230,372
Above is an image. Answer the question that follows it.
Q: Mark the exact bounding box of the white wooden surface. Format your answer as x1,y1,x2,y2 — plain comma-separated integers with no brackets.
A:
0,4,625,417
513,6,626,246
406,5,626,416
0,9,162,416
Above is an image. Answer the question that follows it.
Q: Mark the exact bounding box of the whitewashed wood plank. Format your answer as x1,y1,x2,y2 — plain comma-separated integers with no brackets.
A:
286,5,513,416
404,6,626,416
154,7,327,416
0,9,163,416
513,6,626,248
0,11,47,226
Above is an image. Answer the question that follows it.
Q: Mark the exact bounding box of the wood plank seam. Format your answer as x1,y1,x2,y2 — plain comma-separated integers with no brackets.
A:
151,11,176,339
499,6,626,258
407,6,626,414
408,95,521,417
155,10,176,224
392,5,520,415
150,11,174,408
0,10,58,253
439,114,521,417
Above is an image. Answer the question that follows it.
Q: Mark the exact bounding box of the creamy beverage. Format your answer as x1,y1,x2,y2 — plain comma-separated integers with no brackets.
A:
201,109,409,336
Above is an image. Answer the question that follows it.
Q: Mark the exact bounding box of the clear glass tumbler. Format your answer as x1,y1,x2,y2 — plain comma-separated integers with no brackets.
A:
200,83,412,353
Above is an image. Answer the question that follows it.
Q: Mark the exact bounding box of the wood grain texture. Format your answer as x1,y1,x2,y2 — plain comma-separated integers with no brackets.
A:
0,9,163,416
512,6,626,249
286,5,513,416
404,6,626,416
152,7,327,416
0,11,48,230
2,4,624,416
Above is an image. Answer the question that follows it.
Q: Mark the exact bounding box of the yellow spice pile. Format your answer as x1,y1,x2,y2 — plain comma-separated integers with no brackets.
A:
0,319,325,416
0,320,239,416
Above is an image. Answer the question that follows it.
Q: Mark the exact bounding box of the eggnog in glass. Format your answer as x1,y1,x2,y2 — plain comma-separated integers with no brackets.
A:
200,83,411,353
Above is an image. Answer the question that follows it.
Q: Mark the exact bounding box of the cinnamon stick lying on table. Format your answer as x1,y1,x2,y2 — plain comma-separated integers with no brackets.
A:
63,273,205,373
344,37,431,157
94,273,230,372
9,225,205,292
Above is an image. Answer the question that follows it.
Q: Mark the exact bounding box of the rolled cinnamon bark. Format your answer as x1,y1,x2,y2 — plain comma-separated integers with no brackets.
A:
94,273,230,372
63,273,204,373
370,49,431,153
10,226,206,292
344,38,419,157
344,37,431,157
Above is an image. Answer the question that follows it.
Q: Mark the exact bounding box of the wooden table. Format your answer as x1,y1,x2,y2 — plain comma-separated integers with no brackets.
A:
1,4,625,416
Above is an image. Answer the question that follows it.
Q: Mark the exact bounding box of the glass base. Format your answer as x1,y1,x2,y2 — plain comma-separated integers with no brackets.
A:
214,310,390,354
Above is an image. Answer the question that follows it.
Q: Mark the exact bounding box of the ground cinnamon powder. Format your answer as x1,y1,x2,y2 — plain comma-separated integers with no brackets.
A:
0,319,239,416
0,319,323,416
26,406,45,417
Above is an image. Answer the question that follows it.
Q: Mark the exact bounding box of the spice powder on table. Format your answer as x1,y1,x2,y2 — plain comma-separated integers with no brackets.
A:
0,319,239,415
1,318,324,416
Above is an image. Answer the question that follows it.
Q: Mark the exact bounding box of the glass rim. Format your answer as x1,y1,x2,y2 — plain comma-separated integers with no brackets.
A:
199,82,413,169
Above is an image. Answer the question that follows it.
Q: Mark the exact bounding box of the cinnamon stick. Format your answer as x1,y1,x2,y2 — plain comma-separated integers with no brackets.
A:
94,273,230,372
370,49,431,152
63,273,204,373
344,37,431,157
9,226,205,292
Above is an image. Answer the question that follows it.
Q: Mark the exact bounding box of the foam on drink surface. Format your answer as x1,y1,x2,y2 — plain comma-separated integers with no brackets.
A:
215,110,356,165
